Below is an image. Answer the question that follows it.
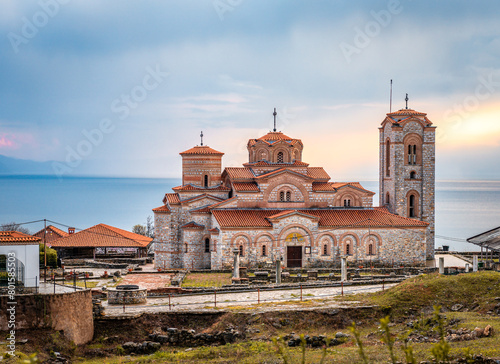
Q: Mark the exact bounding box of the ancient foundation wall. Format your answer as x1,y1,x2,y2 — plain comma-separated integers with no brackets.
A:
0,290,93,345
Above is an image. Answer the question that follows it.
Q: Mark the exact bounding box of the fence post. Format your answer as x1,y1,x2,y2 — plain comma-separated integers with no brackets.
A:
300,284,303,301
73,271,76,291
169,294,171,311
382,279,385,291
53,274,56,294
341,281,344,296
35,276,38,294
214,290,217,308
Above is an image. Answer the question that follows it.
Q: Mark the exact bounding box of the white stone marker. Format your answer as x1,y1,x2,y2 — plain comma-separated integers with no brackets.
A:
275,259,282,284
439,257,445,274
341,257,347,282
465,263,470,273
232,248,240,279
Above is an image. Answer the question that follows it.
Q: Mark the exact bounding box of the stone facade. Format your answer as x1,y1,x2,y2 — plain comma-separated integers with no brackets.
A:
154,109,435,270
379,109,436,258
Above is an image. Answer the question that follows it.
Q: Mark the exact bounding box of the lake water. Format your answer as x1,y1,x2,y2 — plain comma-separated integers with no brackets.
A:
0,176,498,251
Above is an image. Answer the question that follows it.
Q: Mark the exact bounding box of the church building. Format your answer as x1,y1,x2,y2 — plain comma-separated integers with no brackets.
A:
153,107,436,270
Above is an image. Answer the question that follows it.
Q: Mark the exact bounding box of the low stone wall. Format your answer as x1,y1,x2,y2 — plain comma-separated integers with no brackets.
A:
108,288,147,305
0,290,93,345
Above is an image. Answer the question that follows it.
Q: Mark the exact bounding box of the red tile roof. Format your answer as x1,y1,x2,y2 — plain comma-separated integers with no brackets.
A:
49,224,152,248
173,184,231,192
212,209,428,229
384,109,433,126
248,132,303,147
306,167,330,180
33,225,69,239
243,160,309,167
179,146,224,155
387,108,427,117
208,228,220,234
180,222,205,230
255,168,314,180
163,193,181,205
312,182,374,194
232,182,260,192
0,231,41,245
152,205,171,213
267,210,320,221
312,182,337,191
223,167,255,180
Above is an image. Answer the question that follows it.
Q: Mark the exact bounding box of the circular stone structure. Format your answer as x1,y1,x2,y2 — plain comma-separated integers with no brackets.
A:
107,285,147,305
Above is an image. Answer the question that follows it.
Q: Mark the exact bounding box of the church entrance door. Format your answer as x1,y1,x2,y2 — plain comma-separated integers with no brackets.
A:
287,246,302,268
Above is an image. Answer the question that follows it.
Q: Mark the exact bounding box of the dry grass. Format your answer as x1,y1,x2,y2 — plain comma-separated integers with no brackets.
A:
183,272,232,288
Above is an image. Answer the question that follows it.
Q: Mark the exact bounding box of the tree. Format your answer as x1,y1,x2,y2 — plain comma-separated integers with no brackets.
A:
132,224,147,236
132,216,155,238
146,215,154,239
0,221,31,235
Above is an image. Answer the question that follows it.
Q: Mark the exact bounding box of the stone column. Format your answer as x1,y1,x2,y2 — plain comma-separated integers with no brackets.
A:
232,248,240,279
465,263,469,273
275,259,282,284
438,257,444,274
473,255,478,272
341,257,347,282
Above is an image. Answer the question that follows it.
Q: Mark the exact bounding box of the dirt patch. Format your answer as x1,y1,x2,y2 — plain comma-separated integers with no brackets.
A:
120,273,173,290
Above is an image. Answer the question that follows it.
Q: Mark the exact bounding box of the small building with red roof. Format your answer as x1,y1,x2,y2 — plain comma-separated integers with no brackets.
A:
33,225,69,245
49,223,152,259
153,107,436,270
0,231,41,288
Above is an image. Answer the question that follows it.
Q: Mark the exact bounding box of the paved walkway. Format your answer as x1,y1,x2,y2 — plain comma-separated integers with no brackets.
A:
38,282,82,294
102,282,396,316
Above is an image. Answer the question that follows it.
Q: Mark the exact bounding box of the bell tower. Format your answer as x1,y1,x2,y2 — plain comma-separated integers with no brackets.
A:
379,99,436,259
179,131,224,188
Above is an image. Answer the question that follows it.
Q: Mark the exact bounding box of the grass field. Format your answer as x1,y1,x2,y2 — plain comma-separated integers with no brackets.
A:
182,272,232,287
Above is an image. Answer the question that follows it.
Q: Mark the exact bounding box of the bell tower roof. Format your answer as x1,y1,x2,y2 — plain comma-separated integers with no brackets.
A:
179,145,224,156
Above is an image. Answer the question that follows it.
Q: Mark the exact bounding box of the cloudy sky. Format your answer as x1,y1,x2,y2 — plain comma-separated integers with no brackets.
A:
1,0,499,180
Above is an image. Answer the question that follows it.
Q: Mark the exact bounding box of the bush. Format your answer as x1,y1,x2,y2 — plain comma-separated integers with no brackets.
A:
39,244,58,268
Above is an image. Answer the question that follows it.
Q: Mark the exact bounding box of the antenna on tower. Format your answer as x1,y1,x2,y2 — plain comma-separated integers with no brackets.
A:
273,108,277,132
200,131,204,146
389,79,393,112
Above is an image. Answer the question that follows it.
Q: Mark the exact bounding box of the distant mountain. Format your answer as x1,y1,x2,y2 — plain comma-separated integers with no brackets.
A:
0,155,55,175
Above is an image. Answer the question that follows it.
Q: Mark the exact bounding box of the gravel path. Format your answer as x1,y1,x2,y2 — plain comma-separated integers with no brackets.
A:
102,282,396,316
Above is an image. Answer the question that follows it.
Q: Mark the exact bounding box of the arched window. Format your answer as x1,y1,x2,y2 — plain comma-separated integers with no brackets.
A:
368,244,374,255
408,144,417,165
344,199,351,207
279,191,285,201
204,238,210,253
262,245,267,256
386,139,390,177
323,244,328,256
204,174,209,187
345,244,351,255
239,245,244,257
286,191,291,202
410,171,416,179
277,151,284,163
409,194,416,218
386,192,390,205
